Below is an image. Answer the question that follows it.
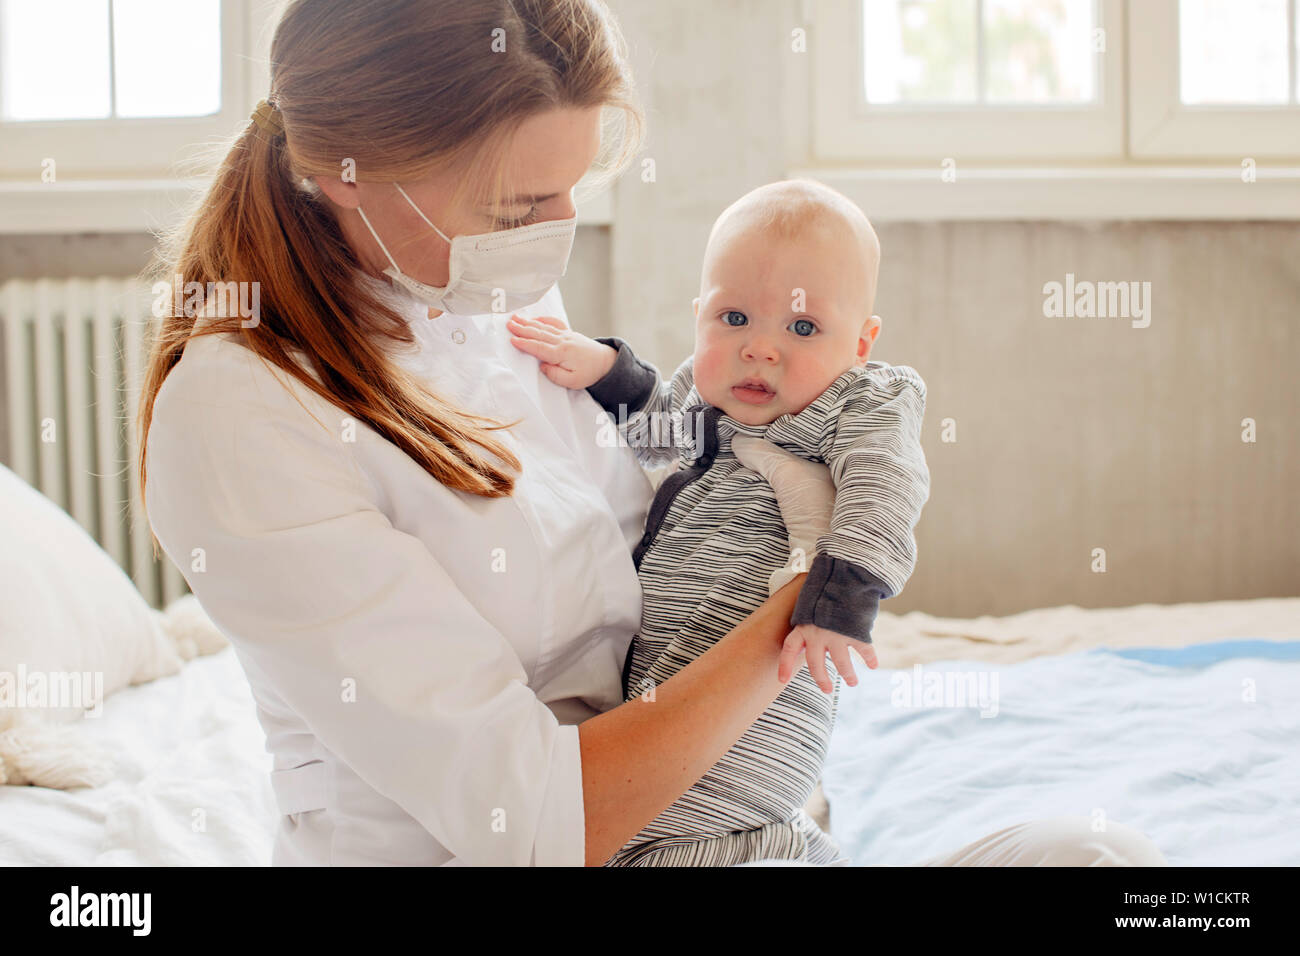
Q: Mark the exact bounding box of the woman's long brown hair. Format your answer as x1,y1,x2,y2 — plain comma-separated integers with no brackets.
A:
136,0,643,545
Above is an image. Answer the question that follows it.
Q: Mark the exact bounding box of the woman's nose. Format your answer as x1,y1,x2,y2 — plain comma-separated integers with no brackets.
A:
546,192,578,222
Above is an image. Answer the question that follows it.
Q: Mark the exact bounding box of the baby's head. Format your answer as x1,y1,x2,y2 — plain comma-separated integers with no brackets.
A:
692,179,881,426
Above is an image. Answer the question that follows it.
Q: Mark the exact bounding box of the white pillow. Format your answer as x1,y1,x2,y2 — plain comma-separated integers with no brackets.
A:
0,463,187,786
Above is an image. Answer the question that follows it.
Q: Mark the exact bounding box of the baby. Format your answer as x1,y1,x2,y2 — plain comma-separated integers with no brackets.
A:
508,179,930,866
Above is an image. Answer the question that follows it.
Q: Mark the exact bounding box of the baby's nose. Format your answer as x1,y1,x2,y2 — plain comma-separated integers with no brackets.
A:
741,335,779,361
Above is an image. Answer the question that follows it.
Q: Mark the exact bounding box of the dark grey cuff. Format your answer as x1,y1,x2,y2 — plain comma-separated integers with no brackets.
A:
587,336,660,417
790,552,895,643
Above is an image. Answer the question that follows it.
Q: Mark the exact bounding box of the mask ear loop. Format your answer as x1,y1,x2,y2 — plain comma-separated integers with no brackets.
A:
354,205,404,276
393,183,454,244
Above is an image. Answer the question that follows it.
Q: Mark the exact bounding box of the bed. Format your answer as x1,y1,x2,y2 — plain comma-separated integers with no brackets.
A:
2,598,1296,866
0,647,275,866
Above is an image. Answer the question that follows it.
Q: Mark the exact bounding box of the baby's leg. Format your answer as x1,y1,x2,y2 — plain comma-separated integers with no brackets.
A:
607,812,847,867
613,634,843,864
611,440,843,866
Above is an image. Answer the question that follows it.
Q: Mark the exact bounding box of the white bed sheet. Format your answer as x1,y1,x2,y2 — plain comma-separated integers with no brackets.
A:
0,648,276,866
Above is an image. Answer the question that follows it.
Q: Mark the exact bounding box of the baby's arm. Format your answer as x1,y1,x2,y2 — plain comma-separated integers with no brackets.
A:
798,365,930,660
507,314,688,470
506,313,619,389
737,365,930,691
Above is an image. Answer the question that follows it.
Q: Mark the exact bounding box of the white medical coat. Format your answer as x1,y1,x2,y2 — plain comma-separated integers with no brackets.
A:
144,279,653,865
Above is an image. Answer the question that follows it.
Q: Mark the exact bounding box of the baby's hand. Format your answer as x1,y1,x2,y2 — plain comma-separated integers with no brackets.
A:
507,313,617,390
780,622,878,693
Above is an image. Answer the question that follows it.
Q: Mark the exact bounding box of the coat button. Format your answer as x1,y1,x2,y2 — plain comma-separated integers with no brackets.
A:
451,328,466,344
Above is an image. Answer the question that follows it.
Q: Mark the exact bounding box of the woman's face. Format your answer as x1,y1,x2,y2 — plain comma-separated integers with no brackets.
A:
320,105,603,289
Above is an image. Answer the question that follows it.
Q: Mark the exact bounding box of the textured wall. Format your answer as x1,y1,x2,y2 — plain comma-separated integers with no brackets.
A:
870,220,1299,615
5,219,1293,618
0,232,158,280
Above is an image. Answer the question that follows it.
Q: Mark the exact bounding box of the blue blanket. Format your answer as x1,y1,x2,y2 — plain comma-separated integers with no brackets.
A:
821,640,1300,865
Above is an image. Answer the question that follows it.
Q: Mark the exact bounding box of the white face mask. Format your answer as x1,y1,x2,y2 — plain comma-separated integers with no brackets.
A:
355,182,577,316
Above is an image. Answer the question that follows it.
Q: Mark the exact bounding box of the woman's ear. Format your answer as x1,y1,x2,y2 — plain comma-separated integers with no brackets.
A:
856,314,882,366
312,174,363,210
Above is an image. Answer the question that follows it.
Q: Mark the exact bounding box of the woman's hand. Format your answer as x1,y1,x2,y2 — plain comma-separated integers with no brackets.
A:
507,313,617,389
731,436,836,595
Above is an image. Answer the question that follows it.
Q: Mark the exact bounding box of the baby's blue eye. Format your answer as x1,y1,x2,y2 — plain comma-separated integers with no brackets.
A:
788,318,816,336
723,311,747,327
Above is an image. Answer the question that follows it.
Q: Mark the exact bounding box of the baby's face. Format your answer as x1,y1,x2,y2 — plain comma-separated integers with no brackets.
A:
692,224,878,426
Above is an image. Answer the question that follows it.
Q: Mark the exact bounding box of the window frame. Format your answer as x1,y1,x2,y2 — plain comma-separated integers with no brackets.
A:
1128,0,1300,159
810,0,1127,163
0,0,261,179
811,0,1300,164
0,0,619,233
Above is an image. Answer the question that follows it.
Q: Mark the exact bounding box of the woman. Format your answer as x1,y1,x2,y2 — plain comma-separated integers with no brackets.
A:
137,0,1165,867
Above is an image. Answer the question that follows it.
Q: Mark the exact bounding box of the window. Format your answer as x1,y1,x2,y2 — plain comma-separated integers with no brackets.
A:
1130,0,1300,157
0,0,264,179
1,0,221,122
814,0,1124,161
862,0,1100,105
1179,0,1296,105
811,0,1300,162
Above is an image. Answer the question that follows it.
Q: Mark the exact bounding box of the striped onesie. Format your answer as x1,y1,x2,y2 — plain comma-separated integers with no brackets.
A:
587,336,931,867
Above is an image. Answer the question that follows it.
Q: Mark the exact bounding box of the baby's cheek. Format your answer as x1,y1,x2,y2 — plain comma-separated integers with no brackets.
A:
692,348,728,406
783,380,827,416
784,356,851,414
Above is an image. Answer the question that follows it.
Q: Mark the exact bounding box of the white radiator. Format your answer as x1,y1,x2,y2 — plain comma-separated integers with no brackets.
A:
0,277,187,609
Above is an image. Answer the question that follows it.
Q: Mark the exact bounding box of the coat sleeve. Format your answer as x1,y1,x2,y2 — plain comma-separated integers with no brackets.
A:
143,347,585,866
790,364,931,643
585,336,693,470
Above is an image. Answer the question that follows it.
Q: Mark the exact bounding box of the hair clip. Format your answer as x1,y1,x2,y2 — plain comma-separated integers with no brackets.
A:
250,98,285,137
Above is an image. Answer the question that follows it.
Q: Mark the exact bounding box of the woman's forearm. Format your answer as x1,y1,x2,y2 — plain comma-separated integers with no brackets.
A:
576,573,804,866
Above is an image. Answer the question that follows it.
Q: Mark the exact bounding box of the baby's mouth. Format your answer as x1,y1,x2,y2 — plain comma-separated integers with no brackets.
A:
730,379,776,405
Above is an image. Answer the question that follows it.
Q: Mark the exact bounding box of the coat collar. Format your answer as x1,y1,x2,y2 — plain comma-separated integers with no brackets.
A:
676,364,872,465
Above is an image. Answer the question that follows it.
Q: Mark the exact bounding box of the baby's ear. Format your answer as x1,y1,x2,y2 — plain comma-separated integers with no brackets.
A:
856,314,882,365
692,296,701,319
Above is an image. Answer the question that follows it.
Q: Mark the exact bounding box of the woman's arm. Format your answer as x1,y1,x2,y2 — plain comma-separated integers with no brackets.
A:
577,573,804,866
